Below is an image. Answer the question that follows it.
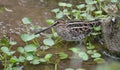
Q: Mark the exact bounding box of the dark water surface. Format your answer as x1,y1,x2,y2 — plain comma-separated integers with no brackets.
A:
0,0,120,70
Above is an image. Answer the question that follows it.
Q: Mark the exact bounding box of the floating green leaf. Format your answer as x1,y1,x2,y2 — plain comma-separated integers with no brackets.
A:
94,58,105,63
46,19,54,25
65,68,74,70
26,53,34,61
18,56,25,62
72,9,77,13
87,43,95,49
52,8,60,13
43,38,55,46
63,9,70,15
95,11,102,15
58,2,66,7
1,46,13,55
39,58,46,62
91,53,101,58
56,12,63,19
66,3,72,7
110,0,118,3
24,44,37,52
21,34,36,42
58,52,68,59
1,46,9,53
13,66,22,70
76,4,85,9
87,50,94,54
10,56,19,63
44,53,53,62
58,2,72,7
22,17,31,24
17,47,24,54
69,47,80,53
9,41,17,45
78,52,89,61
85,0,97,4
30,58,40,65
76,68,85,70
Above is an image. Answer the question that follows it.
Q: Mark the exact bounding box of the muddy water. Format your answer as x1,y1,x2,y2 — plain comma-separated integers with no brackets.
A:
0,0,120,70
0,0,82,44
0,0,56,36
0,0,81,36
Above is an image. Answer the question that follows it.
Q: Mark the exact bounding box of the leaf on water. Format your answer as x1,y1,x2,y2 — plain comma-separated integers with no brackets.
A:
40,46,49,50
76,4,86,9
63,9,70,15
17,47,24,54
76,68,85,70
26,53,34,61
43,38,55,46
110,0,118,3
39,58,46,62
10,56,19,63
18,56,25,62
69,47,80,53
1,46,11,55
72,9,77,13
13,66,23,70
87,43,95,49
58,2,72,7
65,68,74,70
87,50,94,54
85,0,97,4
56,12,63,19
44,53,53,61
24,44,37,52
91,52,101,58
95,11,102,15
58,52,68,59
22,17,31,24
30,58,40,65
86,4,96,11
94,58,105,63
97,0,104,2
46,19,54,25
52,8,60,13
58,2,66,7
9,41,17,45
21,34,36,42
78,52,89,61
66,3,72,7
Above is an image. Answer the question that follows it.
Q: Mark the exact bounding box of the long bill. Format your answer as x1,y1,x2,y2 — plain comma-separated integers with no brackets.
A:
35,22,58,35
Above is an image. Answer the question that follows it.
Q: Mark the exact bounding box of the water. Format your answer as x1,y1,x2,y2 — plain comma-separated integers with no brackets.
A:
0,0,120,70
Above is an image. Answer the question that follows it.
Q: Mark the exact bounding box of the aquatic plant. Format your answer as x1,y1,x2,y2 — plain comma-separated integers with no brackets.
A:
0,0,119,70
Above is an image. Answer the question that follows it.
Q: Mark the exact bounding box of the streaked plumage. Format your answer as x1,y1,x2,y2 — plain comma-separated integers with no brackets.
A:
35,19,102,41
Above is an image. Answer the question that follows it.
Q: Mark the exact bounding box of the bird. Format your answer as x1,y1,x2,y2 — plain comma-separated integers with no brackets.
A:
35,19,102,41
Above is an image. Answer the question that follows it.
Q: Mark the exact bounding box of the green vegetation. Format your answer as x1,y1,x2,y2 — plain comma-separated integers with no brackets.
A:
0,0,119,70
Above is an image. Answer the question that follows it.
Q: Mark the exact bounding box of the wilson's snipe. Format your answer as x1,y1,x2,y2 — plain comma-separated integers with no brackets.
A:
35,19,102,41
